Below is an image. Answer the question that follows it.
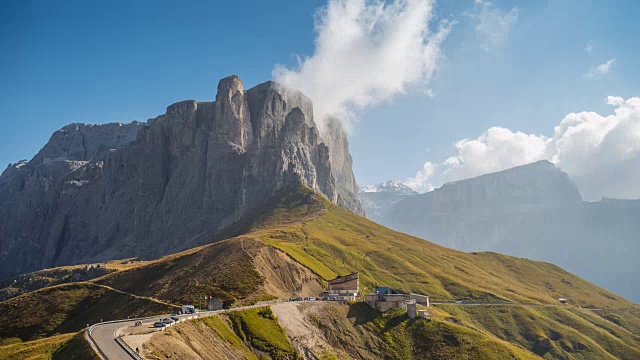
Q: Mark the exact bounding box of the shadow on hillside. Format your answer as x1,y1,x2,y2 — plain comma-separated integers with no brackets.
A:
346,302,380,325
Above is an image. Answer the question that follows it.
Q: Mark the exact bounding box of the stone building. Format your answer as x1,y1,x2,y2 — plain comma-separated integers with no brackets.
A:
208,298,224,311
364,287,429,313
319,272,361,301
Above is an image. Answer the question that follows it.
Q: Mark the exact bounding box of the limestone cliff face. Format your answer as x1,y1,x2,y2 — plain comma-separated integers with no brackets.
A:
0,76,362,279
323,117,364,215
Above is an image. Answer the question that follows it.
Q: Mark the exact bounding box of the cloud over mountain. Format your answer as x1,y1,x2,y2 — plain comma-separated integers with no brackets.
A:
273,0,451,130
407,96,640,200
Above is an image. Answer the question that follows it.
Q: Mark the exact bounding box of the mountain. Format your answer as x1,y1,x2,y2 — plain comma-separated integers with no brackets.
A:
1,187,638,359
0,75,362,280
358,180,417,223
324,117,365,215
365,161,640,302
359,180,417,194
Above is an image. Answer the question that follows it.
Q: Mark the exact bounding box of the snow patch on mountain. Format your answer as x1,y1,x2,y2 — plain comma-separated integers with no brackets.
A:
358,180,418,195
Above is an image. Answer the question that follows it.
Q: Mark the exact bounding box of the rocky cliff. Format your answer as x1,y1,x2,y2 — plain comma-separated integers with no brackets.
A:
323,117,364,215
0,75,362,279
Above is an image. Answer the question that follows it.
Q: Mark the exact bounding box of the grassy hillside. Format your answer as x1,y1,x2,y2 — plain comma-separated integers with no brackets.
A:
0,333,74,360
144,315,258,360
145,309,297,360
0,259,149,302
1,186,638,359
229,307,298,359
51,332,100,360
289,301,538,360
253,187,634,309
430,304,640,359
0,282,173,341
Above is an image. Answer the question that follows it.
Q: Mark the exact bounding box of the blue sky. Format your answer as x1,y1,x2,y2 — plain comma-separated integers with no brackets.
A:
2,0,639,197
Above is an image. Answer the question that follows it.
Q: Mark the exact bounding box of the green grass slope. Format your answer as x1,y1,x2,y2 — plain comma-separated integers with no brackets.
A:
0,282,173,341
432,304,640,359
1,186,638,359
310,302,539,360
96,238,265,306
146,309,297,360
0,333,74,360
258,187,634,309
51,332,100,360
229,307,298,359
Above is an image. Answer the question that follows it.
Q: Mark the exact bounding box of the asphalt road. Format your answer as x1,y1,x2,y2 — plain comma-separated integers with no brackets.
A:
89,321,133,359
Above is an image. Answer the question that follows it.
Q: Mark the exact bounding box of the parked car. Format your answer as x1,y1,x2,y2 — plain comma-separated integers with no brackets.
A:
181,305,196,314
161,318,175,325
309,297,316,301
153,322,167,328
170,316,180,322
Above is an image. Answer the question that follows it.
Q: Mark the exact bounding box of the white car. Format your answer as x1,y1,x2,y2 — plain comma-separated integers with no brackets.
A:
161,318,175,325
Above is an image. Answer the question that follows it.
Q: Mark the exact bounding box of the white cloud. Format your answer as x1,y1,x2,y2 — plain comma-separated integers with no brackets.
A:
406,161,436,193
439,127,548,184
584,58,615,79
585,40,593,53
466,0,519,51
273,0,451,131
406,97,640,201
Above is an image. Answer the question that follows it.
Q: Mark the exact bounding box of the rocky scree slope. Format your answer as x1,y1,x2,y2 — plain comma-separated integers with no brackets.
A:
0,75,362,280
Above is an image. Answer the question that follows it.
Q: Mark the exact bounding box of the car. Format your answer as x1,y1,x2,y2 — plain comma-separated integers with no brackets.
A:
170,316,179,322
308,297,316,301
153,322,167,328
455,301,462,304
161,318,175,325
181,305,196,314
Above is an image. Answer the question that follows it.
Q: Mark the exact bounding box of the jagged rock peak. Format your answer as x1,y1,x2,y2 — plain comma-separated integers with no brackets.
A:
0,74,363,280
27,121,146,166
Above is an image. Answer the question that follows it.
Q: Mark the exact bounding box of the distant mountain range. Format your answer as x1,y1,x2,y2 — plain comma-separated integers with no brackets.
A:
358,181,417,224
358,180,417,195
359,160,640,303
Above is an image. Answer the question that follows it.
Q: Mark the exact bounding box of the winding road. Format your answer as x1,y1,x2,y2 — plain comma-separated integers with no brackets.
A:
87,303,281,359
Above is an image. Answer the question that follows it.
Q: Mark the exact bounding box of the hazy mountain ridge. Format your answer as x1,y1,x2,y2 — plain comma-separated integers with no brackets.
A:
358,180,417,223
0,76,363,280
359,180,418,194
360,161,640,302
